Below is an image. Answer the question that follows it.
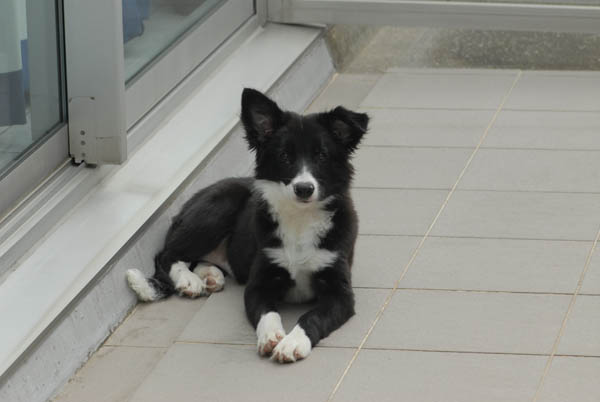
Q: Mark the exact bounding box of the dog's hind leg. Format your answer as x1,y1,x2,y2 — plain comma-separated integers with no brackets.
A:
127,178,253,301
193,263,225,293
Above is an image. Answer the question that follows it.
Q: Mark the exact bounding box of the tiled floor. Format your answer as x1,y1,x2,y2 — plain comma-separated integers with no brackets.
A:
53,68,600,402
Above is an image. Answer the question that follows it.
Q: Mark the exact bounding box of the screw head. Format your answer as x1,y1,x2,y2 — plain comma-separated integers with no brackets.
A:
80,130,85,135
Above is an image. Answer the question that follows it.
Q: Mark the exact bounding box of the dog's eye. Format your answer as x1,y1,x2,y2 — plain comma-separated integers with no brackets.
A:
279,151,290,164
315,147,327,161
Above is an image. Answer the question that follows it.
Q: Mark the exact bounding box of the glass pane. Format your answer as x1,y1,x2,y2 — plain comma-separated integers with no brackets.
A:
123,0,226,82
0,0,64,175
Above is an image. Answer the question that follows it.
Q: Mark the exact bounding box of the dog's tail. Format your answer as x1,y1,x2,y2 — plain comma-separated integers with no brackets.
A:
127,252,177,302
126,268,173,302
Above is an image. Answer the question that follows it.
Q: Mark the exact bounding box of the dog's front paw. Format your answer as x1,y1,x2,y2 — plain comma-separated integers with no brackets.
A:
271,325,311,363
170,262,207,298
256,312,286,356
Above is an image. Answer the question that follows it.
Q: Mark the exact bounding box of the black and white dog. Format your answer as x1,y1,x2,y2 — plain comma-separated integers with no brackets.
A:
126,88,369,363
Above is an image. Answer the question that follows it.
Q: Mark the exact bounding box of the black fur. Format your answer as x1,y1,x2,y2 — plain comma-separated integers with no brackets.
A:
138,88,369,350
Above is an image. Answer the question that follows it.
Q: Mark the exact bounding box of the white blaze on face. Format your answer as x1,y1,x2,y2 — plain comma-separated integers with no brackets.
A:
291,165,319,203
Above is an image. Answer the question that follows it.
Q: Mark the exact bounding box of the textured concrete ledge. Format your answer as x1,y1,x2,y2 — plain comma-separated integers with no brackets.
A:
344,27,600,72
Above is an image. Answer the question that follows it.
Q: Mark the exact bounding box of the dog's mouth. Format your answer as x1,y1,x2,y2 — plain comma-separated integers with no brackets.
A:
295,197,315,205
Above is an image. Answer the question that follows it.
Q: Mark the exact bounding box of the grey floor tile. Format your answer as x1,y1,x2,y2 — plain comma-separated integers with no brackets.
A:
431,191,600,241
360,108,493,147
537,356,600,402
360,70,517,109
354,147,471,189
366,290,570,354
52,346,166,402
352,235,420,288
459,149,600,192
333,349,546,402
505,72,600,111
105,296,206,347
557,296,600,357
402,237,589,293
581,250,600,295
177,284,251,344
353,188,448,235
320,288,388,348
129,343,354,402
306,73,381,113
483,110,600,150
179,283,387,348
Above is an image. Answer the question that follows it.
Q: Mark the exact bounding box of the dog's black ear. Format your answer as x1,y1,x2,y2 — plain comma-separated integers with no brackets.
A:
322,106,369,153
241,88,283,150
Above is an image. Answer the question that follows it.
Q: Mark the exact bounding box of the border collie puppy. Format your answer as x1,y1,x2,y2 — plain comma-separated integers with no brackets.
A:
127,88,369,363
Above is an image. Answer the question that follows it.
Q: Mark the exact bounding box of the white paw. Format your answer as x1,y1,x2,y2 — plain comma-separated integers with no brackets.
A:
271,325,312,363
193,264,225,293
256,312,286,356
169,261,207,298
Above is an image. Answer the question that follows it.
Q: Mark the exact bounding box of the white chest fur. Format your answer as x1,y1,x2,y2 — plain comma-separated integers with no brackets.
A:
256,180,338,302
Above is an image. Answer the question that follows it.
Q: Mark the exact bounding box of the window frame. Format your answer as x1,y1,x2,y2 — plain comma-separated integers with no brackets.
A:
0,0,259,221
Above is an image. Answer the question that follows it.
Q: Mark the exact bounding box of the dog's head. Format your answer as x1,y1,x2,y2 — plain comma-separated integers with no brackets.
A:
241,88,369,205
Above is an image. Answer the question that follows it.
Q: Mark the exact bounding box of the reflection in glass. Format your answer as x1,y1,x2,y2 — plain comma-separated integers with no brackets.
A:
123,0,225,83
0,0,63,175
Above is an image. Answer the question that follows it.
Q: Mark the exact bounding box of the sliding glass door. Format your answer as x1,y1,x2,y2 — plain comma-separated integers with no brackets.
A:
0,0,257,219
0,0,66,177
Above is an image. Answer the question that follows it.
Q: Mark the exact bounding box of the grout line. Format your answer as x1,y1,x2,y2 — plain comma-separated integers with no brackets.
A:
531,222,600,402
176,340,255,346
102,344,168,350
362,144,600,153
361,106,499,111
357,233,422,238
172,342,600,359
326,71,524,402
553,353,600,359
359,105,600,113
356,233,595,242
361,144,476,150
353,185,600,195
356,347,550,357
352,286,575,296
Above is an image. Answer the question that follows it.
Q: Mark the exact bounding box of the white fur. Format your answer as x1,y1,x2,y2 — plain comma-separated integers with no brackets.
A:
193,263,225,292
255,177,338,303
169,261,207,298
126,269,158,302
256,312,286,356
271,324,312,363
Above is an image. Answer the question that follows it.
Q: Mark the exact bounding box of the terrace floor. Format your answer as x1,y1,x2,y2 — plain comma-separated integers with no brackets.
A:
53,68,600,402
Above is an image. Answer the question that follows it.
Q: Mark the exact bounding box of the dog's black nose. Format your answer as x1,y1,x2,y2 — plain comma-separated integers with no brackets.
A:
293,182,315,200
